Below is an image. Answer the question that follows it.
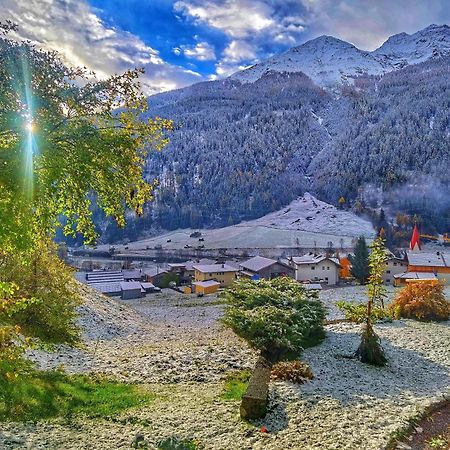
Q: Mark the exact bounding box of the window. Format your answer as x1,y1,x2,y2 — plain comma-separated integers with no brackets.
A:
386,279,390,283
322,266,325,270
393,262,397,266
327,266,330,270
386,270,391,274
311,266,315,270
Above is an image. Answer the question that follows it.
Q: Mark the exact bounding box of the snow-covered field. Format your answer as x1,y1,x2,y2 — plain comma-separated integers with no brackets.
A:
2,285,450,450
99,194,374,252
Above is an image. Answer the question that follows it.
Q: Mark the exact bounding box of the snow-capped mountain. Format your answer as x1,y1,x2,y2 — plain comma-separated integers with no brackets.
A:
231,24,450,87
373,24,450,68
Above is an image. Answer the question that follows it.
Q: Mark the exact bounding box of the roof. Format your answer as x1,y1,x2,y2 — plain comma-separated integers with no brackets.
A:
85,270,124,284
122,270,143,280
141,282,156,289
193,264,238,273
240,256,278,272
192,280,221,288
291,254,340,266
410,224,422,251
143,268,168,277
407,252,448,268
198,258,217,265
120,281,142,291
87,282,122,294
394,272,438,280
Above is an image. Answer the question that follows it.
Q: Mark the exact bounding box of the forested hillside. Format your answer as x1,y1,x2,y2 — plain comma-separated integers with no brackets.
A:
99,45,450,243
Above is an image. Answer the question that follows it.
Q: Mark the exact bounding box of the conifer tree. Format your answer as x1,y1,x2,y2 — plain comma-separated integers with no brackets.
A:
349,236,369,284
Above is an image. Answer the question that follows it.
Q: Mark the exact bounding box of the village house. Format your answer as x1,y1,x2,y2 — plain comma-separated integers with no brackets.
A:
403,251,450,282
120,281,144,300
143,267,168,287
393,228,449,285
383,253,408,285
289,253,341,285
192,280,221,295
168,258,217,282
193,263,238,287
239,255,294,279
393,271,438,286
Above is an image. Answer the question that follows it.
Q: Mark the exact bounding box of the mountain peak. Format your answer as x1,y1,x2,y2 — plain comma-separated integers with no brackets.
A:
231,23,450,88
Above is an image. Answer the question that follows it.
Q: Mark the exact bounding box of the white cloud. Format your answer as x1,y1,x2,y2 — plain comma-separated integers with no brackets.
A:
179,41,216,60
223,40,256,62
0,0,202,93
174,0,274,38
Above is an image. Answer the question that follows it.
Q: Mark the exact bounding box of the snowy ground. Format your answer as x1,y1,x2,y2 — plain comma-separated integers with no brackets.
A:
2,285,450,450
97,193,374,252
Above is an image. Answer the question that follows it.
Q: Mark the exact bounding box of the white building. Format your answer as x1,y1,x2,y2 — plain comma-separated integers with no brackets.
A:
289,254,341,285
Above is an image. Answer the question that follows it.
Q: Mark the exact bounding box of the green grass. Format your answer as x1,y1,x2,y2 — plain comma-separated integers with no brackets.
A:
221,370,251,401
0,370,155,421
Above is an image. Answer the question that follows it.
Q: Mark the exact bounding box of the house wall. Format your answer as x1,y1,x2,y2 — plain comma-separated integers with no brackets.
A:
383,259,408,285
258,263,295,279
194,284,219,295
407,265,450,282
294,262,339,285
194,270,237,287
121,288,142,300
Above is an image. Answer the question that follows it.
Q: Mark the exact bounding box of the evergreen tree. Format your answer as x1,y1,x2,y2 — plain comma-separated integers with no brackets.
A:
349,236,370,284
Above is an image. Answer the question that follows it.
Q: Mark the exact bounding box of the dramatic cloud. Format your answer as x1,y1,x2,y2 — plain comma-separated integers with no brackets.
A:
2,0,450,92
0,0,202,93
174,0,309,77
176,41,216,60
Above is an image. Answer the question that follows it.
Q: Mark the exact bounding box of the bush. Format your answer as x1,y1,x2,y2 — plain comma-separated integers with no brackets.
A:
355,321,387,367
1,241,81,345
222,278,326,362
159,272,180,288
271,361,313,384
336,301,392,323
390,282,450,322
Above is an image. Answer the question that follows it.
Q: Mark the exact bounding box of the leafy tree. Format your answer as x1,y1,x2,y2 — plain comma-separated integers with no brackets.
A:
222,277,326,363
355,236,388,366
0,22,171,380
349,236,370,284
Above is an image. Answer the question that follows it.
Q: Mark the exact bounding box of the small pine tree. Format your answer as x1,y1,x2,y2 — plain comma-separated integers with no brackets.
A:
349,236,369,284
355,236,388,366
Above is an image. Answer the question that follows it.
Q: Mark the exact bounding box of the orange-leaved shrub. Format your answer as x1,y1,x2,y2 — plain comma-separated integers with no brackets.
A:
390,282,450,322
271,361,313,384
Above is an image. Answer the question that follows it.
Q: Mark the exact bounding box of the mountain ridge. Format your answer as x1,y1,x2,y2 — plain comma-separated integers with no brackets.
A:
230,24,450,87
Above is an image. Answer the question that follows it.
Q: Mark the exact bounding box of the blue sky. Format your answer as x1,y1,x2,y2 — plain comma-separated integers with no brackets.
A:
1,0,450,94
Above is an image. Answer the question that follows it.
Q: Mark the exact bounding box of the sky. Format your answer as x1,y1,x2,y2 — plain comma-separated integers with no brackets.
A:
1,0,449,94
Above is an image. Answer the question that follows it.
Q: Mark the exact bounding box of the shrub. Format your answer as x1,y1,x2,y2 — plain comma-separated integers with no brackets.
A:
222,277,326,362
390,282,450,322
159,272,180,288
355,321,387,367
336,301,392,323
271,361,313,384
